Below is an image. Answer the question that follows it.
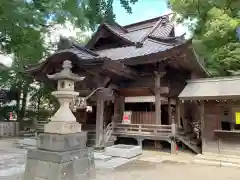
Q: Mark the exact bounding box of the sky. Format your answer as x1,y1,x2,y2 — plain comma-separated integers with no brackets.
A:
0,0,187,67
114,0,169,26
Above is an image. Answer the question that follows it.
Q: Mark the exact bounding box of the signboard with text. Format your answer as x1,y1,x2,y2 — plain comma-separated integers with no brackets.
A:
235,112,240,124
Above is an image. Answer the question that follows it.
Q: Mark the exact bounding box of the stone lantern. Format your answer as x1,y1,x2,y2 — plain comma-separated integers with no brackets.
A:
44,60,85,133
23,60,94,180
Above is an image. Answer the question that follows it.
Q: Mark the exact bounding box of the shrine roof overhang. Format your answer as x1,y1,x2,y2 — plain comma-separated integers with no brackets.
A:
26,38,209,81
179,76,240,100
112,39,209,77
26,48,139,80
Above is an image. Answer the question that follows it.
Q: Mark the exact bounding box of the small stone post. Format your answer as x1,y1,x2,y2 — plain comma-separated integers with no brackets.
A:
23,60,95,180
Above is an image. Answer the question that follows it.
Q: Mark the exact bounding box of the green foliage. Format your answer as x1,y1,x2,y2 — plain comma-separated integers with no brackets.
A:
168,0,240,76
0,0,137,125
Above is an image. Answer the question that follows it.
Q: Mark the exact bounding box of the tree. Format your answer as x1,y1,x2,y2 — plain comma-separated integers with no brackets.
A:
168,0,240,76
0,0,138,127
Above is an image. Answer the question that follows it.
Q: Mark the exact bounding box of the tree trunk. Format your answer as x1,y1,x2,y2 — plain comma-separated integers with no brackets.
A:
16,91,21,122
37,91,41,122
19,87,28,130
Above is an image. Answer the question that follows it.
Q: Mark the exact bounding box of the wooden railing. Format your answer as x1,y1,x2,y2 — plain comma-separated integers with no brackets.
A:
104,122,113,144
114,123,175,137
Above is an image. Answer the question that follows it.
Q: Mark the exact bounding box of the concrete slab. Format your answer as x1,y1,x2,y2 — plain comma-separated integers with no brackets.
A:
105,144,142,159
18,138,37,147
95,157,134,169
94,152,112,161
193,153,240,168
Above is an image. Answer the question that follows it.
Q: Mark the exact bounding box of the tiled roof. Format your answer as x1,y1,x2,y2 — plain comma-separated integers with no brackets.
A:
151,23,174,37
103,23,135,44
125,28,152,42
89,15,178,60
96,39,175,60
88,14,174,48
179,76,240,100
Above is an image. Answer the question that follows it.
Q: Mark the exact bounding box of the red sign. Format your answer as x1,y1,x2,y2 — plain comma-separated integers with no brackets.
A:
9,112,13,121
123,116,129,120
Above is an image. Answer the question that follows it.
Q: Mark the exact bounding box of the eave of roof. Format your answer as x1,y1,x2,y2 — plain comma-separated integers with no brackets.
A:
179,76,240,100
25,48,106,73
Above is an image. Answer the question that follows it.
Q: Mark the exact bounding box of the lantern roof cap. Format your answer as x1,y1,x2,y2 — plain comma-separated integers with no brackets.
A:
47,60,85,81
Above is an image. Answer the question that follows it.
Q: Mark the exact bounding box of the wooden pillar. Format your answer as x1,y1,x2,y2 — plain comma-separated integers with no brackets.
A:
200,100,204,152
181,101,187,132
119,96,125,123
168,98,172,124
171,123,177,154
154,72,163,124
176,99,181,127
112,94,120,127
96,99,104,147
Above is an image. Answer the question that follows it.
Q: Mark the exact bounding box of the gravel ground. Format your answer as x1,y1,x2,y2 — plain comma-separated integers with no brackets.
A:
6,160,240,180
1,139,240,180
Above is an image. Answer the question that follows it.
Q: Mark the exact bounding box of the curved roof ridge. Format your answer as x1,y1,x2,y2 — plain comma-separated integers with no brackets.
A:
85,23,135,49
105,21,128,33
103,23,134,43
147,33,186,45
72,43,99,56
137,17,163,43
123,13,172,29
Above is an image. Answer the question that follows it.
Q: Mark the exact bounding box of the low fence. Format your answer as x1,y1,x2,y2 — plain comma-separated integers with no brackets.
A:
0,122,20,137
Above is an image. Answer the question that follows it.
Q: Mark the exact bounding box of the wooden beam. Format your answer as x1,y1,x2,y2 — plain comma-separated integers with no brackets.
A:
200,100,204,151
168,98,173,124
119,96,125,123
176,99,181,127
96,99,104,147
154,71,165,125
95,75,111,87
103,60,138,80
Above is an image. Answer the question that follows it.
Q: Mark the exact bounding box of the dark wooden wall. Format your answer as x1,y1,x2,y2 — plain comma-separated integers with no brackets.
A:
202,100,240,155
131,111,156,124
202,101,219,153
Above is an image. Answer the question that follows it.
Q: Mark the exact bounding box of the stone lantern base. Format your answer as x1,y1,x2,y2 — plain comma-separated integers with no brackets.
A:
44,121,82,134
23,132,95,180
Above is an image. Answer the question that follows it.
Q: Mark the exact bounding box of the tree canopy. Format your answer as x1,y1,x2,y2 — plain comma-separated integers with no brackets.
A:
0,0,138,124
168,0,240,76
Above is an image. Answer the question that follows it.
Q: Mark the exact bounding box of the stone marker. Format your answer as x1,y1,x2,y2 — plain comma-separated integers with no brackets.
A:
23,60,95,180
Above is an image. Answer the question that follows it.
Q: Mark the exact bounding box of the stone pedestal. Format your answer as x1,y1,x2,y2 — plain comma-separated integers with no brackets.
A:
23,60,94,179
44,121,82,134
23,132,95,180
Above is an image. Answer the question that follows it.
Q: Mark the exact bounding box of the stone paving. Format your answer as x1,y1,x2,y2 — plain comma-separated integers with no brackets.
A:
1,139,240,180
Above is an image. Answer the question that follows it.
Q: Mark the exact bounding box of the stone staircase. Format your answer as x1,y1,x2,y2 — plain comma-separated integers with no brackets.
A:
193,153,240,168
86,130,97,147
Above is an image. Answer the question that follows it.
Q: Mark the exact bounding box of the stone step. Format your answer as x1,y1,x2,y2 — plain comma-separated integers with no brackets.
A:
193,153,240,168
87,134,96,139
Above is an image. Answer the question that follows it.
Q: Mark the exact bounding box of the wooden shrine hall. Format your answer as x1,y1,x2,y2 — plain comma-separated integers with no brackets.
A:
26,15,209,154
